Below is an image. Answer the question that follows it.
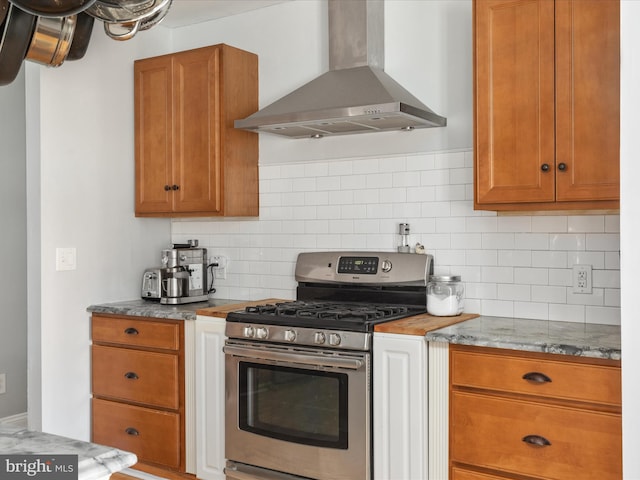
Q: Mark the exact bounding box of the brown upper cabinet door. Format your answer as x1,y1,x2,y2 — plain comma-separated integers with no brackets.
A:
474,0,620,211
555,0,620,202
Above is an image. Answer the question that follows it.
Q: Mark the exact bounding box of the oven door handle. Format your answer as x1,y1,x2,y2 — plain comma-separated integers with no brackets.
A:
223,345,364,370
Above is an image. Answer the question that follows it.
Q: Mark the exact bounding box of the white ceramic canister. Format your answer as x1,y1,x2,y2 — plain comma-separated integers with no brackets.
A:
427,275,464,316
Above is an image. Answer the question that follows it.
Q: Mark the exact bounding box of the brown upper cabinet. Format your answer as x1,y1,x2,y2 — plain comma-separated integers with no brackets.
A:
474,0,620,211
134,44,259,217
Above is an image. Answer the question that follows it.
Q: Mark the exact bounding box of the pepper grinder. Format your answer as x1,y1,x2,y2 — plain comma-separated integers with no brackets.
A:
397,223,411,253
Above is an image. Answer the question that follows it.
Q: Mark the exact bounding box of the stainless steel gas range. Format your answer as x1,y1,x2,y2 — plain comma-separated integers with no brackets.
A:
224,251,433,480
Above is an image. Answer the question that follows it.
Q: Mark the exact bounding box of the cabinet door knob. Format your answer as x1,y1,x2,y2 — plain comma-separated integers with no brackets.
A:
172,184,180,190
124,327,139,336
125,427,140,436
558,162,567,171
522,434,551,447
164,185,171,191
124,371,139,380
522,371,552,383
541,163,550,172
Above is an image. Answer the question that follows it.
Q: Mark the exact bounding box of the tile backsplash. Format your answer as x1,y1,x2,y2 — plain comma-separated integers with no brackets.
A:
172,149,620,325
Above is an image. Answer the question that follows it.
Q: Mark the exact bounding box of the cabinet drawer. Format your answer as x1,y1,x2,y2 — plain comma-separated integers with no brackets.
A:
92,398,181,469
451,466,511,480
92,315,180,350
451,347,621,406
451,391,622,480
92,345,179,409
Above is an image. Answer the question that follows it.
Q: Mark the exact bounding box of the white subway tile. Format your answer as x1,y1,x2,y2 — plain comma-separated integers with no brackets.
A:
260,193,282,207
280,164,306,178
605,215,620,233
531,251,567,268
259,220,284,234
316,234,342,248
450,200,477,217
393,171,421,187
304,191,329,206
353,189,380,204
466,217,498,233
548,268,572,286
292,177,317,192
407,186,436,202
328,190,354,205
367,203,393,218
392,202,422,218
379,188,406,203
465,282,497,300
482,233,515,250
605,251,621,270
316,205,342,219
317,176,341,191
586,233,621,251
450,167,473,185
464,150,474,168
354,219,381,234
548,303,585,323
329,219,354,234
328,161,353,176
380,156,406,172
549,233,586,251
366,173,393,189
281,220,305,234
353,158,379,174
465,184,475,201
593,269,621,288
260,165,282,179
421,201,452,217
304,162,329,178
422,233,452,249
481,300,514,318
464,298,482,314
567,215,605,233
567,288,605,306
435,184,466,201
435,151,465,169
531,285,567,303
341,175,367,190
497,284,531,301
514,233,550,250
497,216,532,232
263,177,293,193
451,233,482,249
567,251,604,269
498,250,532,267
467,249,498,266
531,216,568,233
434,249,466,266
455,266,483,282
514,268,548,285
514,302,549,320
436,217,466,233
407,217,436,233
421,169,450,186
292,206,317,220
407,153,435,171
304,220,329,234
605,288,621,307
482,266,514,283
585,306,621,325
341,204,367,219
366,235,394,250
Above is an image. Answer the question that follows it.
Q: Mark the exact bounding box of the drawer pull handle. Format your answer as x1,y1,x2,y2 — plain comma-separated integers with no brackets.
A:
124,327,139,335
125,427,140,436
522,434,551,447
124,371,139,380
522,372,552,383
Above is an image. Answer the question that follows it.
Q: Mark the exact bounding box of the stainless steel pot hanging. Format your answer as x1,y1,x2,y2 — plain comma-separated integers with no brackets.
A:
25,14,76,66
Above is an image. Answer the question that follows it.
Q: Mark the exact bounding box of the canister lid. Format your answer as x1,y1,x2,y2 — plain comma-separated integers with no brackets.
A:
429,275,461,282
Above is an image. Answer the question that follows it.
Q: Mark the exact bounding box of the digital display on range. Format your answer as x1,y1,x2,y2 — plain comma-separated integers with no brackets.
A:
337,256,379,274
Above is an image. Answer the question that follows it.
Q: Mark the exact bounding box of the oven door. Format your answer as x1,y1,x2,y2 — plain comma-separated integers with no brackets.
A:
224,339,371,480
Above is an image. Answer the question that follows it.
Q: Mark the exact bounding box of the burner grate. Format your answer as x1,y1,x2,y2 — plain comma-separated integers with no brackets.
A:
244,301,410,322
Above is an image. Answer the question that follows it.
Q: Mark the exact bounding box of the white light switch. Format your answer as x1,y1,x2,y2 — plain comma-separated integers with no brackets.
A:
56,248,77,271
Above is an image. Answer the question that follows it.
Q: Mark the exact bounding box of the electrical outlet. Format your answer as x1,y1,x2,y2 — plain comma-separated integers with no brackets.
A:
572,264,592,294
211,255,228,280
0,373,6,395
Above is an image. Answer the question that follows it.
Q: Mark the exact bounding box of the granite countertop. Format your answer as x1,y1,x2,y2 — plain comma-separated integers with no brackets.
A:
86,298,245,321
0,426,137,480
425,315,621,360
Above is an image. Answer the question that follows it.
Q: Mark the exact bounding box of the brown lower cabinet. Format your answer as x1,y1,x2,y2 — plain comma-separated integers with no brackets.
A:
91,314,187,477
449,344,622,480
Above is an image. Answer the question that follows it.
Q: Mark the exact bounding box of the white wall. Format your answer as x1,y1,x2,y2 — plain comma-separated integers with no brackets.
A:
0,67,28,419
26,27,173,438
620,1,639,477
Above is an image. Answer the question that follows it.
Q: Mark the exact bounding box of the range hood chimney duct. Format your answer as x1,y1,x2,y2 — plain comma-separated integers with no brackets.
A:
234,0,446,139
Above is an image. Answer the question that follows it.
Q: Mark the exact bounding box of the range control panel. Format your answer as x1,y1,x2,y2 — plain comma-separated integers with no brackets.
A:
337,256,379,274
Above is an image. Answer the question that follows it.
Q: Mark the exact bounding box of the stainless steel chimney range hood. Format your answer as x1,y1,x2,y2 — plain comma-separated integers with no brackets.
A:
234,0,446,139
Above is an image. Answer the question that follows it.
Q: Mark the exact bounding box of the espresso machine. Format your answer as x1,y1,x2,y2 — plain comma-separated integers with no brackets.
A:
141,242,209,304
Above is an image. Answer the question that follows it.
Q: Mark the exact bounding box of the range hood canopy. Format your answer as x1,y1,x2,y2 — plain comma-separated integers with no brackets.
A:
234,0,446,139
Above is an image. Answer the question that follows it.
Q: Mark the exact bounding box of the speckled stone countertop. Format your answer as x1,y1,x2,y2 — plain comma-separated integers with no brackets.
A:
0,426,137,480
86,298,244,321
425,316,621,360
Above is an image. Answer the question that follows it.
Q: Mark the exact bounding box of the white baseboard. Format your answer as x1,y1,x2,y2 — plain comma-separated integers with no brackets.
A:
0,412,28,428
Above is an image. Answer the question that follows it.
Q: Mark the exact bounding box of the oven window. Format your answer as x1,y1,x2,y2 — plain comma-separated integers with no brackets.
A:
238,362,348,449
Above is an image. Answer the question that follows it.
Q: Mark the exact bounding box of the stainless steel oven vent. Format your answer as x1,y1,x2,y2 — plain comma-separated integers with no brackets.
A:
234,0,446,138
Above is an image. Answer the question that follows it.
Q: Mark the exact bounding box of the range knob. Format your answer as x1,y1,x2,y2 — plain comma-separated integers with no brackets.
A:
255,327,269,339
328,333,342,346
243,326,255,338
381,259,392,273
314,332,326,345
284,329,297,342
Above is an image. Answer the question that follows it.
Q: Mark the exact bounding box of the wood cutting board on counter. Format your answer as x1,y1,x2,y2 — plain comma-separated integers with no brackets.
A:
374,312,480,336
